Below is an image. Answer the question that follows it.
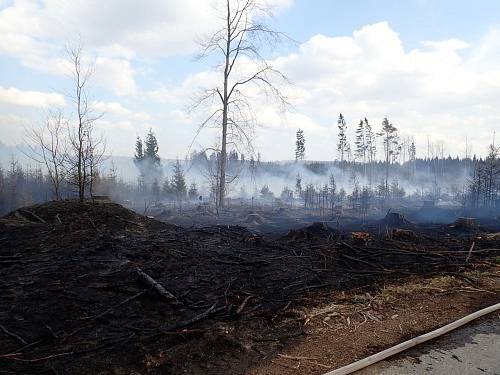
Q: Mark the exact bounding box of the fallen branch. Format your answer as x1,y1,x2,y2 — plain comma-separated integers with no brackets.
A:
136,268,180,304
19,209,47,224
178,304,226,331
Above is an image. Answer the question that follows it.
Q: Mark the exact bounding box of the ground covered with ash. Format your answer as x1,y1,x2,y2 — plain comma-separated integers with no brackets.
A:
1,200,499,374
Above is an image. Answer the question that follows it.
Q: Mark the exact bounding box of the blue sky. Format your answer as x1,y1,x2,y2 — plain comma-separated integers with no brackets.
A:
279,0,500,47
1,0,499,161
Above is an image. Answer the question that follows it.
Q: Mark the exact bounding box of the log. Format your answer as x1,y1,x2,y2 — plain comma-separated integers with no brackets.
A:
136,268,180,304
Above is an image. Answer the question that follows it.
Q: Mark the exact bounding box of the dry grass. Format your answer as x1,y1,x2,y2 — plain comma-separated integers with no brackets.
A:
380,275,462,301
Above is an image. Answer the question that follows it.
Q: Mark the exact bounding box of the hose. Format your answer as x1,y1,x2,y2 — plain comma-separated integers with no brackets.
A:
323,302,500,375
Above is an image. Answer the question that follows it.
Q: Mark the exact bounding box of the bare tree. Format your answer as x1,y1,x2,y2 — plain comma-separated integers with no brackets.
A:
65,42,104,201
194,0,289,207
85,125,107,197
24,111,68,200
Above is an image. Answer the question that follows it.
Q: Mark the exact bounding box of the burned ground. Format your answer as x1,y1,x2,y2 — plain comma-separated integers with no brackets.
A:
0,200,499,374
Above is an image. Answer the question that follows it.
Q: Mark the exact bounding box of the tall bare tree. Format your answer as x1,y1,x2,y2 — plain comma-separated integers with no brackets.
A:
24,111,68,200
65,42,105,201
195,0,289,207
378,117,399,199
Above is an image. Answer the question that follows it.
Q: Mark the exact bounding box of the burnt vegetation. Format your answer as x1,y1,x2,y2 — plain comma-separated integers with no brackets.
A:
1,199,499,374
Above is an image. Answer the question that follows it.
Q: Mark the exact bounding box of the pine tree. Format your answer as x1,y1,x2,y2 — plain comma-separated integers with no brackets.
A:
355,119,368,177
364,118,376,163
188,182,199,200
171,160,187,201
134,136,144,163
354,120,366,161
409,139,417,179
134,130,162,187
364,118,377,184
295,174,302,197
378,117,399,198
249,155,256,176
337,113,349,163
144,128,161,165
295,129,305,161
328,173,337,213
162,179,172,198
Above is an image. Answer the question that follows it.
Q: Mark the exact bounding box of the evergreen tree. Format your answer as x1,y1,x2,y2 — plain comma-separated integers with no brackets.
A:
228,150,239,162
162,179,173,198
144,128,161,165
280,186,294,201
134,136,144,163
295,129,305,161
188,182,199,200
378,117,399,198
295,174,302,197
171,160,187,201
355,119,367,163
328,173,337,213
249,155,257,175
337,113,349,163
134,129,162,187
409,139,417,179
364,118,377,163
355,119,368,177
364,118,377,184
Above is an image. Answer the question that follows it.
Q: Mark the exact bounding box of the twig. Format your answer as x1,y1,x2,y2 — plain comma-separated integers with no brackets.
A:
278,354,318,360
80,290,146,320
2,351,72,362
271,359,300,370
465,241,475,263
0,324,27,345
236,295,252,314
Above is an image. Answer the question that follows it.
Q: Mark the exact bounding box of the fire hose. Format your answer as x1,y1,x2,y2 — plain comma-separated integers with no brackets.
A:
323,302,500,375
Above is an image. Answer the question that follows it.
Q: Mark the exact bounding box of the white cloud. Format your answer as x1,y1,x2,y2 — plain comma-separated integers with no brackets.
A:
0,113,30,144
0,86,65,108
1,1,499,159
94,57,137,96
267,22,500,157
0,0,292,60
91,101,151,122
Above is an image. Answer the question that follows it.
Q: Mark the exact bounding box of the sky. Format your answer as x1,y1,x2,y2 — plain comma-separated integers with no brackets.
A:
1,0,500,162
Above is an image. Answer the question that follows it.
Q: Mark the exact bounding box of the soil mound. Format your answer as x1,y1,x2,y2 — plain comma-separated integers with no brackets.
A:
3,199,169,233
284,222,340,241
242,213,265,225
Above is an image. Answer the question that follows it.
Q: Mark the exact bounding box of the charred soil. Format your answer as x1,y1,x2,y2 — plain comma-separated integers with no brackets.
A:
1,200,499,374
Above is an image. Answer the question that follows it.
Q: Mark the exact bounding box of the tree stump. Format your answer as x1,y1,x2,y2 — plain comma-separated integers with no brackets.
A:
453,217,477,230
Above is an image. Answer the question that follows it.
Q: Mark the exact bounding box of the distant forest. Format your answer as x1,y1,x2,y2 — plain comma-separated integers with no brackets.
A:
1,137,498,216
